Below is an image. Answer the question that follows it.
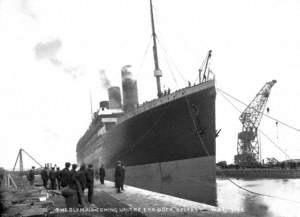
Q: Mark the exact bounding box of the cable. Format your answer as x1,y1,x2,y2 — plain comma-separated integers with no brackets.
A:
148,40,300,204
223,176,300,204
131,4,300,204
217,88,300,132
136,34,153,80
184,96,209,155
159,41,179,88
217,88,292,159
258,130,290,159
218,90,242,114
184,86,300,204
156,37,188,84
21,149,43,168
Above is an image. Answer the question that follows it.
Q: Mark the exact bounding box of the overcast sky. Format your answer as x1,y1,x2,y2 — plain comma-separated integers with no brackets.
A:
1,0,300,170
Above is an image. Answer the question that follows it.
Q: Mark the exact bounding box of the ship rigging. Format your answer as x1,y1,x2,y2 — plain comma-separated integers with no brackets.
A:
76,0,217,204
150,0,163,98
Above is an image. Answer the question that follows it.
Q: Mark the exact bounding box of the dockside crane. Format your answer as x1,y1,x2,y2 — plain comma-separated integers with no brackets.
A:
234,80,277,167
12,148,43,173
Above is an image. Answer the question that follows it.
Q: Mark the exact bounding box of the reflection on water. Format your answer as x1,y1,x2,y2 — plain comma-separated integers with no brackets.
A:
216,178,300,217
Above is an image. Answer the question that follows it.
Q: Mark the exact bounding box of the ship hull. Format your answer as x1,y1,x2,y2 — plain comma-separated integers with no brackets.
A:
77,81,216,204
105,156,216,205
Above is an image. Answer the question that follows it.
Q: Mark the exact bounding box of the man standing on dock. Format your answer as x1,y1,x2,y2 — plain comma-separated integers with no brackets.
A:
49,167,56,189
62,163,82,208
40,167,48,188
86,164,94,203
114,161,122,193
121,163,125,191
76,164,87,193
60,162,71,188
70,163,84,206
99,164,105,184
55,167,62,190
28,166,35,186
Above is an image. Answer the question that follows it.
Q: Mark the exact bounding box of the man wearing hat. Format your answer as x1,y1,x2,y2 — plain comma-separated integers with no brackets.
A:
114,161,123,193
86,164,94,203
28,166,35,185
60,162,71,188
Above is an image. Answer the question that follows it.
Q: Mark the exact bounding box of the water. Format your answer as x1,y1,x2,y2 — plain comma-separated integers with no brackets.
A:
216,178,300,217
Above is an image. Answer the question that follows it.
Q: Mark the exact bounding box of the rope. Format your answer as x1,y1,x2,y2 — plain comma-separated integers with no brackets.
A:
258,130,291,159
127,3,300,204
153,44,300,203
136,34,153,80
159,41,179,87
183,86,300,204
217,88,292,159
153,39,300,204
218,90,242,113
217,88,300,132
184,97,209,155
156,37,188,84
223,176,300,204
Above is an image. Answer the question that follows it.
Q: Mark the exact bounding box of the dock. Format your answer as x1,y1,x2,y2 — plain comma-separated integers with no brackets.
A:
1,172,255,217
53,181,254,217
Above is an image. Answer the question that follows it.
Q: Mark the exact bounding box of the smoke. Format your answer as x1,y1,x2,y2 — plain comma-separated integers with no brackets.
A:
98,69,111,89
35,39,62,61
121,65,133,80
34,39,84,79
108,87,122,109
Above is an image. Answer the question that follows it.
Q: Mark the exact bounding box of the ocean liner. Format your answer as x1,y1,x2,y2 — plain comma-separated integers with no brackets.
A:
77,0,216,204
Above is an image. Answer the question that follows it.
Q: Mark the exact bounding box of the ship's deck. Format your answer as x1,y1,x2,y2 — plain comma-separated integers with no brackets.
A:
118,79,215,124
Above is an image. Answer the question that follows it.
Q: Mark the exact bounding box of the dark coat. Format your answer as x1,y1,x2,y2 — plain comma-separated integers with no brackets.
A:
99,167,105,178
121,166,125,183
28,169,35,181
49,169,56,180
40,169,48,180
114,165,122,187
55,170,62,181
69,169,78,189
85,168,94,187
60,168,71,187
76,170,87,189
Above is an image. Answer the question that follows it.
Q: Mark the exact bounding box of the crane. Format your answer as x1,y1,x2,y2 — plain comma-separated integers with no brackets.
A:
12,148,43,173
234,80,277,167
199,50,213,83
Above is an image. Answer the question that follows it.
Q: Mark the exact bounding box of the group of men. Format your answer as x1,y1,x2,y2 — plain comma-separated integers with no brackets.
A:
61,163,95,205
40,166,62,190
27,160,125,207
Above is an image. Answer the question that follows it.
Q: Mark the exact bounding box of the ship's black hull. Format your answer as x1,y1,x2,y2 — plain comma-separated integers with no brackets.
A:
106,156,216,205
77,80,216,204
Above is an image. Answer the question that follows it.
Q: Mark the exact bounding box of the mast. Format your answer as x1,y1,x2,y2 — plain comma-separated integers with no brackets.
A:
150,0,162,98
89,90,93,121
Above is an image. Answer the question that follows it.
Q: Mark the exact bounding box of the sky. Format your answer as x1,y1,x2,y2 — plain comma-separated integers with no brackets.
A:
0,0,300,170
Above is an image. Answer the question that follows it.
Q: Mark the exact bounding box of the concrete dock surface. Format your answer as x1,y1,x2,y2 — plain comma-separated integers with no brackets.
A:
2,174,255,217
77,180,254,217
